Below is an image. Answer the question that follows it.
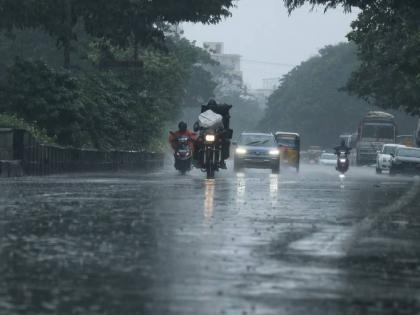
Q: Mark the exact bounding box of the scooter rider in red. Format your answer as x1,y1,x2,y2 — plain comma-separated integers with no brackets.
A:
169,121,197,151
169,122,198,173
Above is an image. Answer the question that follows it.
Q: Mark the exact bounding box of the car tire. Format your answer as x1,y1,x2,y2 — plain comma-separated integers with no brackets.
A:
376,165,382,174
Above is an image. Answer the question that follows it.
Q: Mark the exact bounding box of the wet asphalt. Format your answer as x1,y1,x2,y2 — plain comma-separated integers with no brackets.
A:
0,162,419,315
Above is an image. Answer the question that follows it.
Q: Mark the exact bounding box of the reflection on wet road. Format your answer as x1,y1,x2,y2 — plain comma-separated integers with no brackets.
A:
0,164,419,314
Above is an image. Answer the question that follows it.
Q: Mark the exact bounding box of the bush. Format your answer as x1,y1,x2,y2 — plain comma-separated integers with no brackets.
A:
0,113,54,143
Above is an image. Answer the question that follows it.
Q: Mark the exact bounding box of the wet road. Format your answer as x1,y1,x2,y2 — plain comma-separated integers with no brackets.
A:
0,163,420,315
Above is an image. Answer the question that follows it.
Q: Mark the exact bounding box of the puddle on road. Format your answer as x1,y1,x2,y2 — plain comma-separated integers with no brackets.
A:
288,226,354,258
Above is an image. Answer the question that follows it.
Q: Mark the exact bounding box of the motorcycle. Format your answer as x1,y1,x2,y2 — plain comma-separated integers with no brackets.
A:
336,150,350,174
172,134,192,175
200,131,223,179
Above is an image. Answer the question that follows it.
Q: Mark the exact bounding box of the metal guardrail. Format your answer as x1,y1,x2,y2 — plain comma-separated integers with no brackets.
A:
0,128,163,177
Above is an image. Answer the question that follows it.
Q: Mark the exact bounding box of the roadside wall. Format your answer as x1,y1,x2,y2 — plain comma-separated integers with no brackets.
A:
0,129,164,177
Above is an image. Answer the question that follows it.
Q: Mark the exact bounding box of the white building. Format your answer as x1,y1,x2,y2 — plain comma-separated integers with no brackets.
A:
263,78,280,90
203,42,243,82
251,78,281,109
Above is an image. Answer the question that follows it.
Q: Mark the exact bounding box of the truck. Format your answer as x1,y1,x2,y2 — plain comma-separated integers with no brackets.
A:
355,111,397,165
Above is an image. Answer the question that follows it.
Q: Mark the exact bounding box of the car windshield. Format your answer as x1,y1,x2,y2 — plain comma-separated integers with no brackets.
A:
276,136,298,148
239,134,276,147
362,123,395,139
397,148,420,158
382,146,396,155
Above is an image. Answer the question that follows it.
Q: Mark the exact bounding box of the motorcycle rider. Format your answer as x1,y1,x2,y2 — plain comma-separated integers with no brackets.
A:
169,121,197,151
334,140,351,156
194,99,233,169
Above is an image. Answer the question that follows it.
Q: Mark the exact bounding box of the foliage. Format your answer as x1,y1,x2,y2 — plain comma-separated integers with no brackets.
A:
0,37,217,150
0,113,53,143
0,59,85,146
261,44,410,148
166,37,217,108
0,0,236,66
346,3,420,115
0,1,233,150
209,61,263,135
283,0,420,115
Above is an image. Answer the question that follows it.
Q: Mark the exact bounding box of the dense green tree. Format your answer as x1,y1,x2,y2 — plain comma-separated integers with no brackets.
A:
0,0,235,67
283,0,420,115
0,35,218,150
0,1,232,149
261,43,416,148
346,3,420,115
0,59,84,145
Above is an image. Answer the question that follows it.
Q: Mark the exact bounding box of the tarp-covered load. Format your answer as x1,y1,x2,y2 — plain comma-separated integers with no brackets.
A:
198,110,224,130
364,111,395,121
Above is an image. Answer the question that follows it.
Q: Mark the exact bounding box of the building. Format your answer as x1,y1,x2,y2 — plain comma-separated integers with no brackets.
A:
262,78,280,91
203,42,243,81
251,78,281,109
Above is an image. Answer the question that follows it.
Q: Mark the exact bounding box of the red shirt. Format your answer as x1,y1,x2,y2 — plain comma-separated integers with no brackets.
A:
169,130,197,150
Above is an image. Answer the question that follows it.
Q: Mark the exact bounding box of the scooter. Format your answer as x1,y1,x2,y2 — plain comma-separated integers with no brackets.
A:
336,150,350,174
173,135,192,175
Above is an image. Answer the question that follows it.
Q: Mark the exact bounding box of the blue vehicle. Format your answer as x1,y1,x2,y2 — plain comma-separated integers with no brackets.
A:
234,132,280,173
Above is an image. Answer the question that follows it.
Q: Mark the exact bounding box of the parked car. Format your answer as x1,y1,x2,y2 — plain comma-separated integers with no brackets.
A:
389,147,420,175
234,133,280,173
319,153,336,166
376,144,405,174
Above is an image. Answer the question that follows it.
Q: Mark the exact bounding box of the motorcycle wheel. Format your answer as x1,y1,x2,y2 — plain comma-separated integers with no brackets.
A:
206,164,215,179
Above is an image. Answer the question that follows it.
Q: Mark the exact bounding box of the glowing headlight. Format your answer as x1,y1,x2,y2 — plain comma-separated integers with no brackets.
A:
236,148,247,155
205,134,215,142
340,159,346,163
269,149,280,156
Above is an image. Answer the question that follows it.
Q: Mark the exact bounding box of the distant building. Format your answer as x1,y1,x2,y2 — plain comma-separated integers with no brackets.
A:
251,78,281,109
262,78,280,90
203,42,243,82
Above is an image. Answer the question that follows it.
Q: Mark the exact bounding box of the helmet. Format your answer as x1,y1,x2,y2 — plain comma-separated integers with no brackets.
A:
178,121,187,132
207,99,217,107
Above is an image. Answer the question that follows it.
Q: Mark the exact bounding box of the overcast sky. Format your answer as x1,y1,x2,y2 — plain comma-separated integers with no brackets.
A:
183,0,358,89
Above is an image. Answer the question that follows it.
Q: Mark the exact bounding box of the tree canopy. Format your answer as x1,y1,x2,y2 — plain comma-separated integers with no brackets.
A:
260,43,416,148
0,0,235,67
0,0,235,150
284,0,420,115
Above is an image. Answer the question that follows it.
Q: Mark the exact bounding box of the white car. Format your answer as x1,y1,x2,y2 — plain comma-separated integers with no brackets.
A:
319,153,336,166
376,144,405,174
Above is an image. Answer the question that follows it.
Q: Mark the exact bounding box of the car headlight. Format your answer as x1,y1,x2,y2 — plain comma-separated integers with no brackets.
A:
236,147,247,155
205,134,215,142
269,149,280,156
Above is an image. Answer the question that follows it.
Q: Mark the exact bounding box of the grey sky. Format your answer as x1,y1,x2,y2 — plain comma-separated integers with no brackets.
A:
183,0,358,89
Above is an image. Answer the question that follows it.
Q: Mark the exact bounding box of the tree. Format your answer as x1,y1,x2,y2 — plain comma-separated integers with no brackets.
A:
283,0,420,115
260,43,416,148
0,0,236,67
346,3,420,115
0,59,84,146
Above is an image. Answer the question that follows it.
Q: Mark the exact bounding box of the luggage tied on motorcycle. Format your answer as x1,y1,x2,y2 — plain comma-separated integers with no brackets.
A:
198,110,224,130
